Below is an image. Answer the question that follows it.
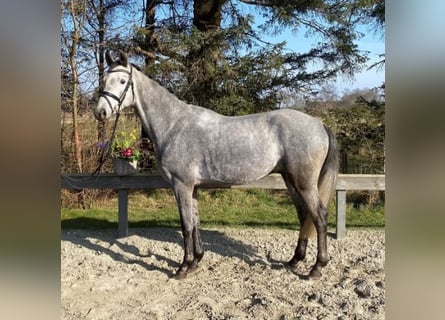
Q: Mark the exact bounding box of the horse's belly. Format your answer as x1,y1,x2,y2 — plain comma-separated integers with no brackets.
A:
200,148,280,185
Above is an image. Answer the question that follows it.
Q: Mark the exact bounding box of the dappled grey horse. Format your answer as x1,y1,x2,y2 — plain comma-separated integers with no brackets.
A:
94,51,339,279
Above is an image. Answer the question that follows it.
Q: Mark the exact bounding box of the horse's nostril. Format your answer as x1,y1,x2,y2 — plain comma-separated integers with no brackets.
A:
94,108,107,121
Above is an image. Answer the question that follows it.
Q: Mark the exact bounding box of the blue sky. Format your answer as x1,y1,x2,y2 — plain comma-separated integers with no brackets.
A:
334,30,385,94
242,6,385,95
267,29,384,93
265,27,384,95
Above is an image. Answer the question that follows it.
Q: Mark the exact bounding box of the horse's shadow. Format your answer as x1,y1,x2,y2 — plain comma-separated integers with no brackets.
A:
62,221,270,278
62,227,176,276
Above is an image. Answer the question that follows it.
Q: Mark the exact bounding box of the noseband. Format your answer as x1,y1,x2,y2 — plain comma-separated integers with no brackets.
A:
100,65,134,114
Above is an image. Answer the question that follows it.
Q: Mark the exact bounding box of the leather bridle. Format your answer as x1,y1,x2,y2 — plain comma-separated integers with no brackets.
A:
99,65,134,114
92,65,135,175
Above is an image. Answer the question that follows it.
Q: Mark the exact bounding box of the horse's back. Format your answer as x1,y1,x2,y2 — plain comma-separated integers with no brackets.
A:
267,108,325,134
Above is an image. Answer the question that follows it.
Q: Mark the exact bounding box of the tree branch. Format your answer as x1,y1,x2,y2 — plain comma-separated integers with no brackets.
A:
239,0,273,7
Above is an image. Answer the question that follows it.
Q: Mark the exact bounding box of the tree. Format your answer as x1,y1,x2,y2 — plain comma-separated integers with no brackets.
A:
306,88,385,174
141,0,157,66
61,0,385,115
185,0,226,106
61,0,88,173
84,0,128,145
129,0,384,115
135,0,158,171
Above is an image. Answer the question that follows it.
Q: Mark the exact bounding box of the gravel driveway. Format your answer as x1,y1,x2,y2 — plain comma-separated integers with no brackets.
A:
61,227,385,319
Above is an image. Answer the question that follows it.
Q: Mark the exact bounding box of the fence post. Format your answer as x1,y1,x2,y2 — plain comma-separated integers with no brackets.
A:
117,189,129,238
336,189,346,239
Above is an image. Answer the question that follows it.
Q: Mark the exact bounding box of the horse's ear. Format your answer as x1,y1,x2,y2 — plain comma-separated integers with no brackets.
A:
105,50,114,66
118,50,128,66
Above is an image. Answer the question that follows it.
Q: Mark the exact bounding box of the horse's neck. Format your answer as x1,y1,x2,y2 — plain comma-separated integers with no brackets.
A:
133,71,189,150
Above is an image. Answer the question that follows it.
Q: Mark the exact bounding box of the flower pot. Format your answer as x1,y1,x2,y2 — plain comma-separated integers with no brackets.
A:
112,158,138,175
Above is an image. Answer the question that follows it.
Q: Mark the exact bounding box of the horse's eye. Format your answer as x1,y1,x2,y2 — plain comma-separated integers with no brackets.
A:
120,79,126,84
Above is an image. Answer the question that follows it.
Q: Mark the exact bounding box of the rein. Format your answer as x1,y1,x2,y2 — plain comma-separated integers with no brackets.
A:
91,66,134,176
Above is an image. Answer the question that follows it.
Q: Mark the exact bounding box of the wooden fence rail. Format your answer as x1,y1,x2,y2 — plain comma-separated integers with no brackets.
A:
61,173,385,239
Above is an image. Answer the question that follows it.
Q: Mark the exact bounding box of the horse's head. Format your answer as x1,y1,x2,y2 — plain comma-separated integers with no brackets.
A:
94,50,134,121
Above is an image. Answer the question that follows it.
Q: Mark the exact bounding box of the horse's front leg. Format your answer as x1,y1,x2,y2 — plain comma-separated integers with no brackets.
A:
173,181,199,279
190,189,204,270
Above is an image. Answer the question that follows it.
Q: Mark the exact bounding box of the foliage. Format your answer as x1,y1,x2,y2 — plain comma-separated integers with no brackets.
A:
132,0,381,115
108,128,141,161
61,113,142,173
307,95,385,173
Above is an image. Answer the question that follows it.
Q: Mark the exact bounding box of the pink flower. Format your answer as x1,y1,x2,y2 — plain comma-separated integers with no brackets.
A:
120,147,133,158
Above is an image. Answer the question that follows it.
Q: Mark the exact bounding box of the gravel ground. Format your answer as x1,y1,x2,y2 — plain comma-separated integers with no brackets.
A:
61,227,385,319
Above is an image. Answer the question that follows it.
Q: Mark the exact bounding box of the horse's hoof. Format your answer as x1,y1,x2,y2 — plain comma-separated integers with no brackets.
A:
188,263,200,274
287,259,299,270
174,270,187,280
308,268,322,280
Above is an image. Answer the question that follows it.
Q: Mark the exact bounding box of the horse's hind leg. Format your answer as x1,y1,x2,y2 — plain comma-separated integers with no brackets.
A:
283,174,329,279
289,219,314,269
299,188,329,279
282,174,313,268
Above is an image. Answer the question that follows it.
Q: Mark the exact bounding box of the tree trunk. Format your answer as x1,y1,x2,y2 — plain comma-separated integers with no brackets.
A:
193,0,225,32
139,0,156,171
143,0,156,66
68,0,84,173
96,0,106,147
188,0,226,107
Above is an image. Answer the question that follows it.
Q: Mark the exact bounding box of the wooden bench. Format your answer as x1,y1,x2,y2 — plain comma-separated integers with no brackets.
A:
61,173,385,239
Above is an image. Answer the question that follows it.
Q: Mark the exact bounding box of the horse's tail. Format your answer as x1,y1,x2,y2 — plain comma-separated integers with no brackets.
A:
299,124,339,239
318,124,339,208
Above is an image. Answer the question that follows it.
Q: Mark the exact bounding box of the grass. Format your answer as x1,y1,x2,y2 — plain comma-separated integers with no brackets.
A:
61,189,384,230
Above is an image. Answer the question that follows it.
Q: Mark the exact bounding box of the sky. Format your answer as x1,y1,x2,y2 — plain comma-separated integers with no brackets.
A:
333,31,385,94
244,7,385,95
268,29,385,94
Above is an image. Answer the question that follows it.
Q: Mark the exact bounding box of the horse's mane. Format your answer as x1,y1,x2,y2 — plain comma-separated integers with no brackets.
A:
109,59,178,97
131,63,179,97
130,63,142,72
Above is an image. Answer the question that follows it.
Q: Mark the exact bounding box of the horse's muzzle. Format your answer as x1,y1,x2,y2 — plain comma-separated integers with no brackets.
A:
94,106,109,121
